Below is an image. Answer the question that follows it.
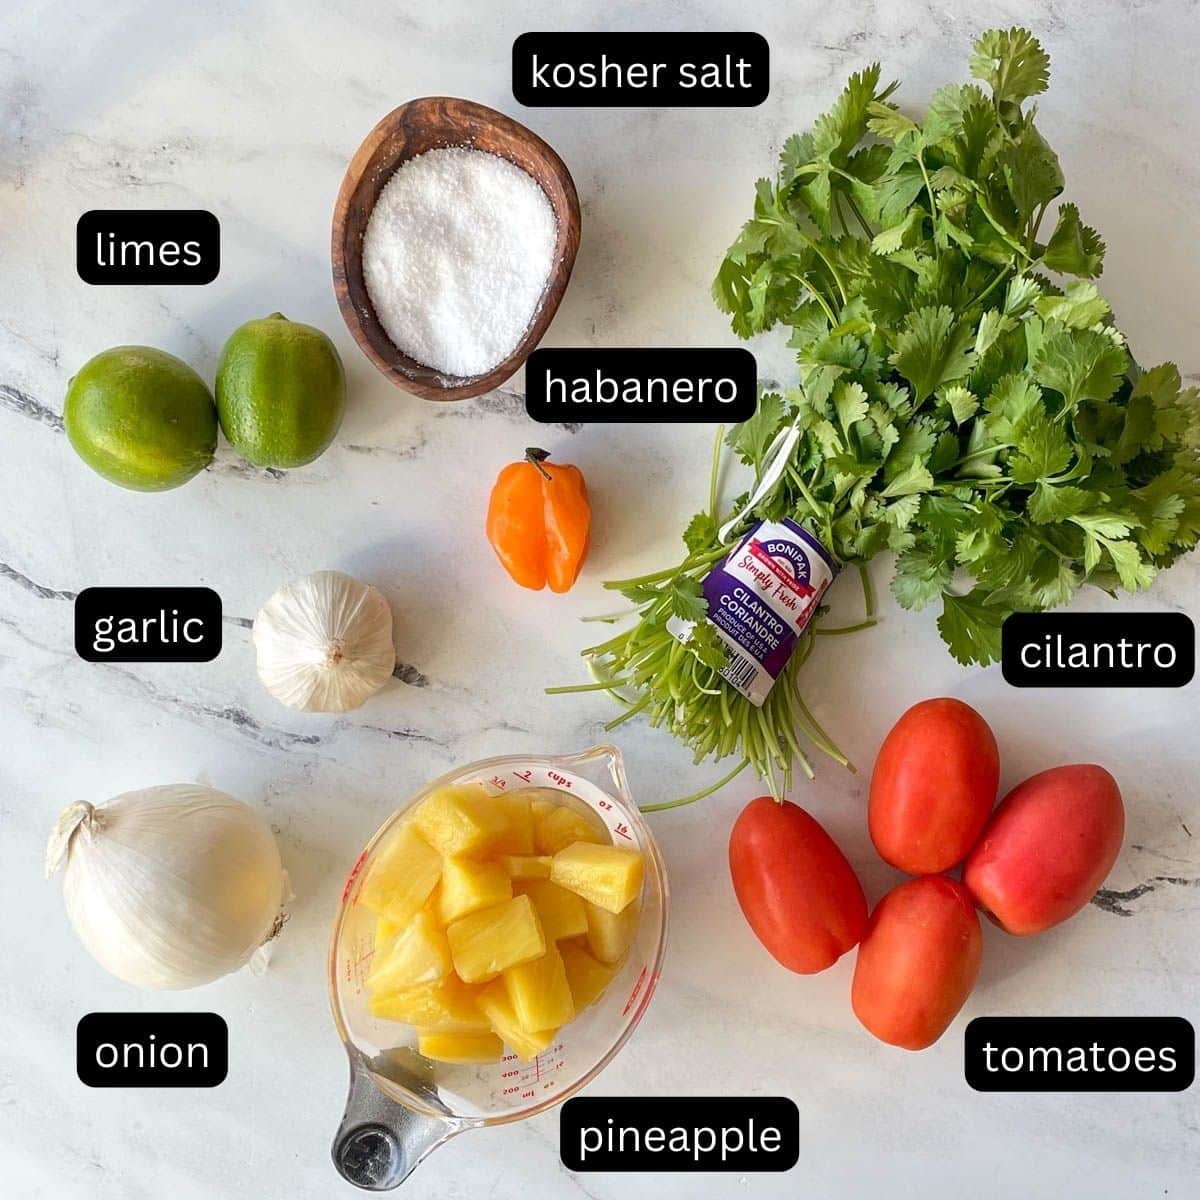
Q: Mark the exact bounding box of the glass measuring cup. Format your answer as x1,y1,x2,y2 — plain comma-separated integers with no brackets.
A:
327,744,669,1189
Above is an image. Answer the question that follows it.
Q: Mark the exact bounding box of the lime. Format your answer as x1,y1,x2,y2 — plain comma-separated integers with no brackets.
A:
216,313,346,468
64,346,217,491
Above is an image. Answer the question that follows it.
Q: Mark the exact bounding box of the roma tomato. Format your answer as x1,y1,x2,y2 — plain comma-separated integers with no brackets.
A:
851,875,982,1051
868,697,999,875
964,764,1124,935
729,797,867,974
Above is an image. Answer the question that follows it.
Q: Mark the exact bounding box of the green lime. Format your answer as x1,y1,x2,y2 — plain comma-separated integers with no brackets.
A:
64,346,217,491
216,313,346,468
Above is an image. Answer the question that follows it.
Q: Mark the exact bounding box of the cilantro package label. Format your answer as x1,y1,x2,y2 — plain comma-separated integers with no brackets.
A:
673,518,837,706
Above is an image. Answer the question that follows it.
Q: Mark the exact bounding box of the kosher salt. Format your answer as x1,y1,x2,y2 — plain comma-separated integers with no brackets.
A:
362,147,558,378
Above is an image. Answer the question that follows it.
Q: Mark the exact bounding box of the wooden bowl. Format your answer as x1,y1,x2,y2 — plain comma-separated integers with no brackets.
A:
331,97,581,401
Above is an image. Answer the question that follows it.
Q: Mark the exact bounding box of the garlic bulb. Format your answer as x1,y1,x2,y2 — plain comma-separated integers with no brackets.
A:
45,784,289,990
253,570,396,712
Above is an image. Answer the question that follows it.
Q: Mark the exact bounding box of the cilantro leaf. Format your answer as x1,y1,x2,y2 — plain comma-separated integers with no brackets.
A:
727,391,785,469
1034,281,1111,329
871,207,926,255
834,380,870,438
685,621,731,671
683,512,719,554
813,63,886,162
666,577,710,623
866,100,920,142
969,27,1050,108
890,305,976,402
938,589,1006,665
1033,328,1127,407
891,547,953,609
1008,407,1074,482
1043,202,1106,277
1027,483,1094,523
942,385,979,424
1000,122,1063,217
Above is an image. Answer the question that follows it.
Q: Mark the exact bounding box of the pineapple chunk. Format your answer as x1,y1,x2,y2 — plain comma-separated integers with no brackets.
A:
360,825,442,925
421,884,442,920
491,793,535,855
514,879,588,942
560,942,618,1011
585,899,640,963
369,975,489,1032
503,854,553,880
477,979,558,1060
417,1030,504,1064
446,894,546,983
412,784,508,856
373,916,400,959
367,910,452,993
551,842,644,913
438,858,512,924
534,803,608,856
503,944,575,1032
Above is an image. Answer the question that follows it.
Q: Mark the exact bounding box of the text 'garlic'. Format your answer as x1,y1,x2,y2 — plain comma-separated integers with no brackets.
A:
46,784,289,990
254,570,396,712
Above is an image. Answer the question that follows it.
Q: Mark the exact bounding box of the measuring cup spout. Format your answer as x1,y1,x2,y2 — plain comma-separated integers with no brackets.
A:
331,1048,459,1190
566,743,633,808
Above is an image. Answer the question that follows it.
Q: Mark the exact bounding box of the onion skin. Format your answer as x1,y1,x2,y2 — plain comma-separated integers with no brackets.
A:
49,784,287,990
964,764,1124,936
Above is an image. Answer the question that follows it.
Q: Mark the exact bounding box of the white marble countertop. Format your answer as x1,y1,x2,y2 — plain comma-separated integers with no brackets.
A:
2,1,1198,1196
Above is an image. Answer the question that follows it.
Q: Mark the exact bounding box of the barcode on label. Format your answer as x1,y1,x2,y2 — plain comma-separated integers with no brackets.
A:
720,649,757,692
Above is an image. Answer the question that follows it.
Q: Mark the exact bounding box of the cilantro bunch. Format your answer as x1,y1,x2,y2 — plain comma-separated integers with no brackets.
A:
553,28,1200,807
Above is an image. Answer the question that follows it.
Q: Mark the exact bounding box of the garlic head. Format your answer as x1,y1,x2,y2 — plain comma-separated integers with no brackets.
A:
253,570,396,712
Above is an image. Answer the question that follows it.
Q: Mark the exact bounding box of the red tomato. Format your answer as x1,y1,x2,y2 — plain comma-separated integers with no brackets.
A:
729,797,867,974
868,697,1000,875
964,764,1124,935
851,875,982,1051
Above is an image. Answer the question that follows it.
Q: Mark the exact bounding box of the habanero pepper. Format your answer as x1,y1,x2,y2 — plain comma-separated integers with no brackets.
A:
486,448,591,593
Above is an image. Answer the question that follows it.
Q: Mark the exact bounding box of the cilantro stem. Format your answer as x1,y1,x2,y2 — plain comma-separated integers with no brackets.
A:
602,545,727,590
603,691,653,730
544,679,627,695
829,168,878,239
708,424,724,520
916,150,939,257
579,606,645,623
858,562,875,619
968,265,1012,310
795,231,849,305
802,281,839,325
975,195,1035,264
787,467,835,550
815,618,877,635
791,682,854,772
640,758,751,812
580,629,635,657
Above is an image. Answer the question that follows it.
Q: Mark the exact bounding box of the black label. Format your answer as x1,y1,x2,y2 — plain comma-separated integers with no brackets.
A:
513,33,769,107
77,1013,228,1087
526,349,757,424
1001,612,1194,687
965,1017,1194,1092
560,1096,798,1172
75,587,222,662
76,210,219,284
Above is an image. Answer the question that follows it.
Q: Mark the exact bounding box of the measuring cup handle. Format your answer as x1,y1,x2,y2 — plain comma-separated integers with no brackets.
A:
331,1050,457,1190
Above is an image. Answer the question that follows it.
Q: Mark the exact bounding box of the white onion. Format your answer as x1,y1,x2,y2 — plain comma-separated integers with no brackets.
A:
46,784,289,990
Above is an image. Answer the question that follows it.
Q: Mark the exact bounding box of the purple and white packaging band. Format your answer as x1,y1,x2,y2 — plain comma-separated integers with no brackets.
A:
671,517,838,706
